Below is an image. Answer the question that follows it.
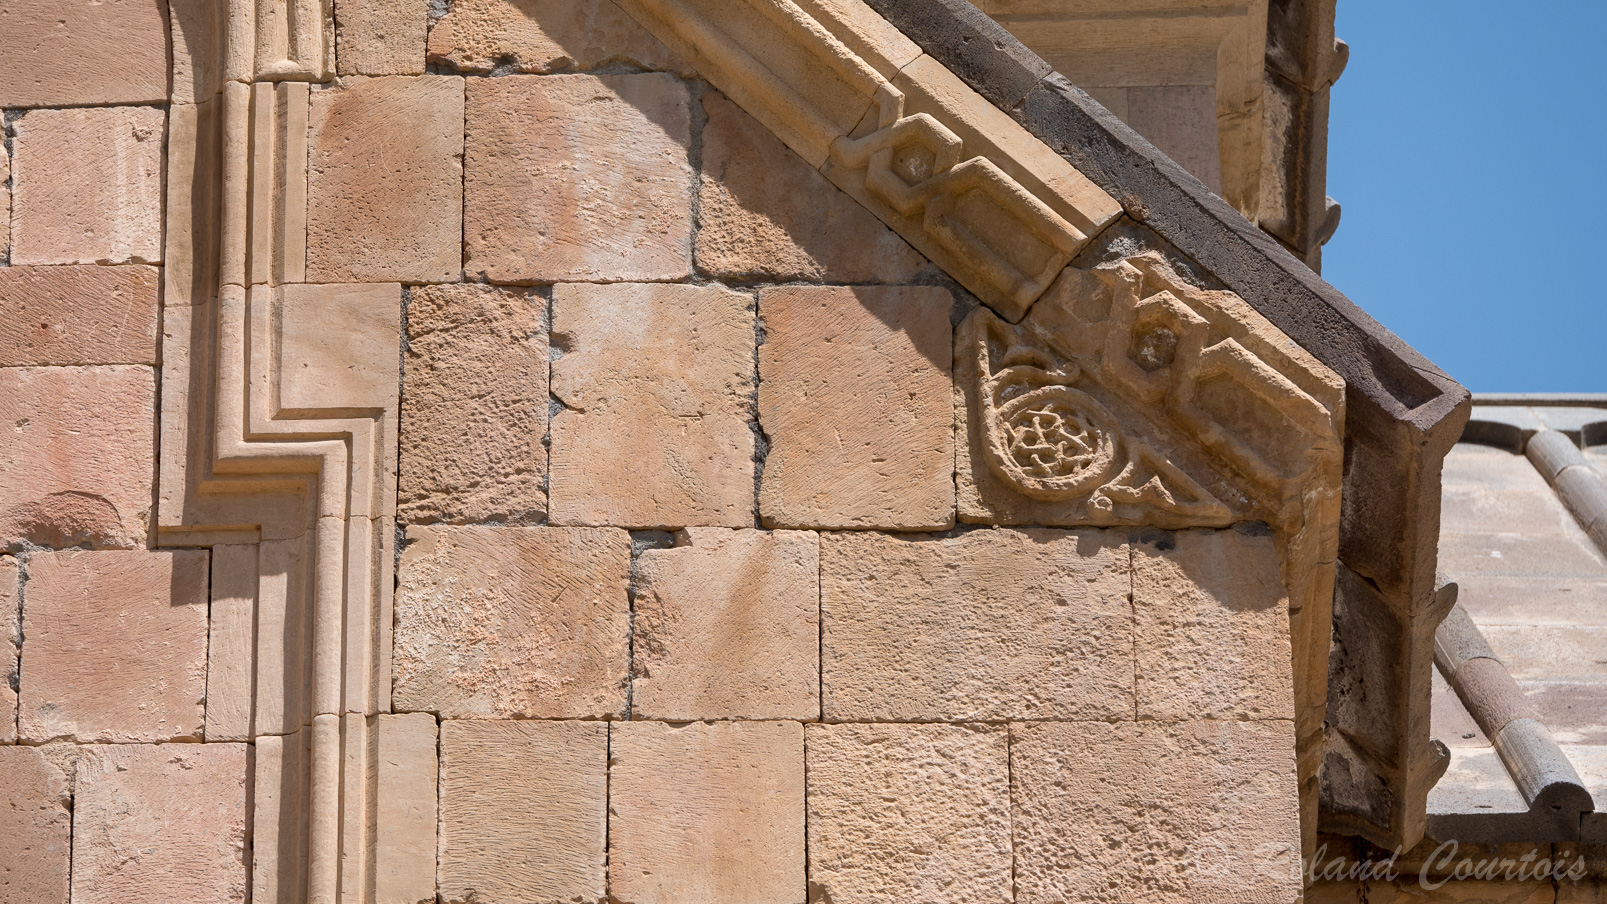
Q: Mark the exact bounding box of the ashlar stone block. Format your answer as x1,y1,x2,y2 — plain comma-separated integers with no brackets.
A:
427,0,690,75
336,0,428,75
609,720,805,904
0,265,161,366
821,528,1133,721
549,283,755,528
375,712,438,904
0,746,70,904
19,549,209,743
393,526,630,718
758,285,954,530
633,528,820,720
1,556,16,744
0,0,169,107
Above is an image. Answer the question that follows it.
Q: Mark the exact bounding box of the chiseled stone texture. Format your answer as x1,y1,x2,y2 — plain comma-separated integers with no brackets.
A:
10,107,165,265
1134,528,1295,720
0,746,70,903
0,0,168,107
609,720,805,904
438,719,608,904
465,74,692,283
336,0,427,75
72,743,249,904
0,366,154,549
393,526,630,718
821,529,1132,721
2,557,16,744
307,75,464,284
633,528,820,721
758,285,954,530
427,0,689,75
375,712,439,904
19,550,209,743
2,143,10,261
0,265,161,365
808,723,1012,904
549,283,755,528
399,284,547,524
697,91,928,282
1012,720,1302,904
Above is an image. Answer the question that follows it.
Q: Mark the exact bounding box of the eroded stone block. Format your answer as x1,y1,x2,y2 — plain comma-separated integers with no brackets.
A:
0,0,168,107
393,526,630,718
1,556,16,744
19,549,209,743
549,283,754,527
427,0,689,74
758,285,954,530
609,720,805,904
336,0,428,75
821,528,1132,720
633,528,820,720
0,265,161,365
398,284,547,524
0,746,70,903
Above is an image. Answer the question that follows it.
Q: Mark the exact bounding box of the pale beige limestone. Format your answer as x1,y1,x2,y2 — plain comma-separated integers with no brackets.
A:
19,550,209,743
0,366,155,549
375,713,438,904
206,544,257,742
1,556,15,743
0,746,70,903
393,526,630,718
609,720,805,904
697,91,927,283
438,719,607,904
306,75,464,283
274,282,403,412
0,0,168,107
758,285,954,530
427,0,691,75
820,529,1133,720
72,743,249,904
1011,720,1302,904
464,74,692,283
633,529,820,720
0,265,160,365
9,107,165,265
337,0,428,75
1134,528,1295,720
807,722,1012,904
399,284,547,524
167,0,227,104
549,283,755,528
1126,85,1223,194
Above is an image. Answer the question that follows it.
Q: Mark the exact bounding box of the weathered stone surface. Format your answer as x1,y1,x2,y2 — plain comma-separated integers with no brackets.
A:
19,550,209,743
1,556,16,744
697,92,927,283
634,528,820,720
0,746,70,903
399,284,547,524
10,107,165,265
427,0,689,74
2,143,9,262
0,0,169,107
1134,528,1296,720
807,722,1012,904
0,366,155,549
465,74,692,283
72,743,249,904
609,720,805,904
758,285,954,530
1012,720,1302,904
375,713,438,904
307,75,464,283
1367,881,1556,904
549,283,754,528
393,526,630,718
337,0,427,75
821,528,1132,720
0,265,161,365
438,719,607,904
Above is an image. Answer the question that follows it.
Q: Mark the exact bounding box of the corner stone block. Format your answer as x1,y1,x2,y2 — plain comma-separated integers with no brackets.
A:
393,526,630,718
375,712,439,904
0,0,168,107
758,285,955,530
438,719,608,904
399,283,548,525
10,107,165,266
1011,720,1302,904
806,722,1012,904
2,556,17,743
549,283,755,528
71,743,250,904
0,265,161,366
426,0,690,75
336,0,428,75
306,75,465,284
465,73,693,283
821,528,1133,721
633,528,820,721
608,720,805,904
0,746,71,904
19,549,209,743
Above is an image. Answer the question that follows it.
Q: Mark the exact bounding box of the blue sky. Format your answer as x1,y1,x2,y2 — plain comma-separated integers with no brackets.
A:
1322,0,1607,392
